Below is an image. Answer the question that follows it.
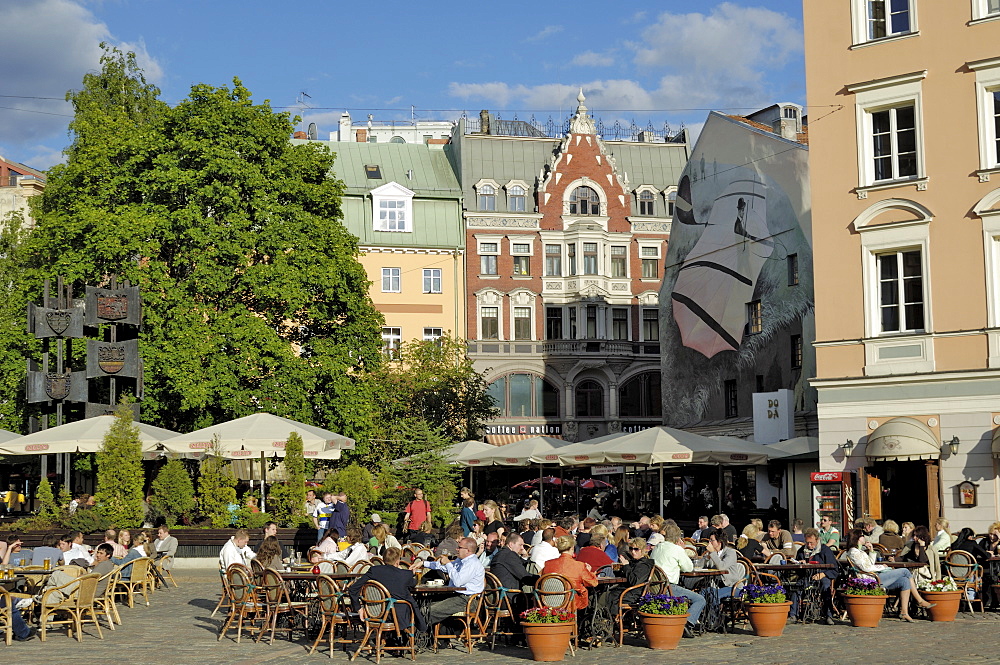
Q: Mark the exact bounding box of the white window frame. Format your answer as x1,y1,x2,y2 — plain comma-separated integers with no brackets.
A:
610,245,629,279
971,58,1000,179
850,0,917,46
635,185,658,216
856,199,935,375
848,71,926,193
474,179,500,212
512,306,533,341
544,244,562,277
476,290,504,340
477,235,502,277
371,182,415,233
381,267,401,293
505,180,530,213
381,327,402,357
422,327,443,343
975,189,1000,366
972,0,1000,22
422,268,442,294
664,186,678,218
639,242,662,280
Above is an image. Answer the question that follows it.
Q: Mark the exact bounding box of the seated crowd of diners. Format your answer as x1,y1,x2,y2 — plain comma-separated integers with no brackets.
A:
1,525,178,642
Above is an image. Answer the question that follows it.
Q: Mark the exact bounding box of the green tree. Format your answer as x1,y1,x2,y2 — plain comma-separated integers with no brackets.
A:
14,45,384,439
198,435,238,528
370,335,498,464
380,417,460,529
150,458,196,526
324,463,378,525
283,431,306,521
35,476,58,521
94,404,145,527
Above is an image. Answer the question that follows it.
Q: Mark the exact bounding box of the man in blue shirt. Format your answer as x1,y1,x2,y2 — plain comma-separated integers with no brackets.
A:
411,537,485,628
312,493,334,543
330,492,350,540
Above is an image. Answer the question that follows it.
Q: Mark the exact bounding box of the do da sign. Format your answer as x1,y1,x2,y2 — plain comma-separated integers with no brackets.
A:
752,389,795,444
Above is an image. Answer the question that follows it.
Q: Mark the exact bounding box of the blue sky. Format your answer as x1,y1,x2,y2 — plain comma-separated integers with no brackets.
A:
0,0,805,169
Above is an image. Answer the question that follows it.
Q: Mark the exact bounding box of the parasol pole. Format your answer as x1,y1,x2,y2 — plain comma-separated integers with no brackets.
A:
538,463,544,516
659,464,664,516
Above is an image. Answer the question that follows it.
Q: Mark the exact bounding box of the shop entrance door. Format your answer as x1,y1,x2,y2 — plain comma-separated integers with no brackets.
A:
866,461,933,527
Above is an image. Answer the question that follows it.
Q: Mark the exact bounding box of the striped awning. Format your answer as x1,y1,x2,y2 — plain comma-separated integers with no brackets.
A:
486,434,563,446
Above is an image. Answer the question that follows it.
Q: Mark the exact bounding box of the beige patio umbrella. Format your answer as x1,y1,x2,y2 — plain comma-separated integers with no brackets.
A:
0,429,23,446
599,426,773,465
552,432,629,466
0,416,178,455
392,439,494,467
159,413,349,460
454,435,569,467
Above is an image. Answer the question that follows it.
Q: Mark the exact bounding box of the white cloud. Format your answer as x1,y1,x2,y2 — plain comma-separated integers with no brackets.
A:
0,0,165,161
447,3,802,120
571,51,616,68
525,25,563,42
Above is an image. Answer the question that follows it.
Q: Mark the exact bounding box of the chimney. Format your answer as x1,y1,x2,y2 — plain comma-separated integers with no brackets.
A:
356,129,368,143
293,131,307,139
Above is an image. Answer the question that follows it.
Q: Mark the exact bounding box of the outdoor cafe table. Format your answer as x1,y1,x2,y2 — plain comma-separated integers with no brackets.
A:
882,561,925,569
581,577,627,647
411,585,466,650
680,569,726,633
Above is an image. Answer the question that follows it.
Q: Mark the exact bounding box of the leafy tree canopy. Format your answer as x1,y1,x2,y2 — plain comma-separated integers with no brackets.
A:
13,45,384,437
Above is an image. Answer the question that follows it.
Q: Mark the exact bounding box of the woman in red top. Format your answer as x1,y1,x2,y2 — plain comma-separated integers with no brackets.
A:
542,535,598,610
575,534,614,574
403,488,432,536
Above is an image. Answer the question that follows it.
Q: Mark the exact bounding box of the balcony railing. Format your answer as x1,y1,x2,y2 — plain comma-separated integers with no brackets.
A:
464,113,684,143
467,339,661,356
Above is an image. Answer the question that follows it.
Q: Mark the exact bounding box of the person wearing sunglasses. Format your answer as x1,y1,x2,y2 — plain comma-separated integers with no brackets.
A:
411,536,485,629
651,525,707,637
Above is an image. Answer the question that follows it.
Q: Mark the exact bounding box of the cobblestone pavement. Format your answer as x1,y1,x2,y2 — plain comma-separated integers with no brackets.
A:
10,570,1000,664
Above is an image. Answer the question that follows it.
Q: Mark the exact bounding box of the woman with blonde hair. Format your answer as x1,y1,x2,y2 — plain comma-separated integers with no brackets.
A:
117,529,132,552
932,517,951,551
737,524,765,560
132,530,153,557
879,520,905,550
368,523,402,555
482,500,504,535
542,535,598,610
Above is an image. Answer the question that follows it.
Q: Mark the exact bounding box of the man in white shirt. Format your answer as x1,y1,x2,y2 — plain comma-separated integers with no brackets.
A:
411,537,485,628
650,525,706,636
312,492,334,543
529,527,559,570
691,516,710,542
219,528,256,570
59,532,93,566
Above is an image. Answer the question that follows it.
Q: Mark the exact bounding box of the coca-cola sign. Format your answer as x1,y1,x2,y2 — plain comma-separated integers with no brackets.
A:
811,472,844,482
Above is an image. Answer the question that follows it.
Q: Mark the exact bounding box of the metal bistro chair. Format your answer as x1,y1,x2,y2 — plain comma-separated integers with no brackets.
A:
350,580,416,664
218,564,266,643
309,575,356,658
945,550,985,613
483,571,521,650
532,573,578,656
256,568,310,645
39,573,103,642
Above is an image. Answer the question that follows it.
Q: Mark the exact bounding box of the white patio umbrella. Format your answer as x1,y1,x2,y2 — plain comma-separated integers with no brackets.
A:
552,432,629,466
0,416,178,455
159,413,350,460
765,436,818,461
0,429,23,446
454,435,569,467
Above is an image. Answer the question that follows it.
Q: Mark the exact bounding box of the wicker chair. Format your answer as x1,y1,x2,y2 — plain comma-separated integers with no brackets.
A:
334,560,352,574
211,567,236,617
350,580,416,664
309,575,355,658
154,554,179,588
92,566,122,630
218,564,266,643
112,556,153,607
0,588,15,645
532,573,577,656
945,550,984,613
482,571,522,650
255,568,310,644
612,565,655,646
352,560,373,575
39,573,103,642
432,588,486,654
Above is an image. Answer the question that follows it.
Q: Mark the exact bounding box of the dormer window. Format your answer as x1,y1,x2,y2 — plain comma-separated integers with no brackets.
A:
569,186,600,215
479,184,496,211
638,190,655,216
508,185,526,212
370,182,415,233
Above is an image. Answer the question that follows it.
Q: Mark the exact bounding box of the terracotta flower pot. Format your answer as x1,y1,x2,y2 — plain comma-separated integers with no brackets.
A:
746,601,792,636
521,622,574,662
922,590,962,622
638,612,688,650
841,594,888,628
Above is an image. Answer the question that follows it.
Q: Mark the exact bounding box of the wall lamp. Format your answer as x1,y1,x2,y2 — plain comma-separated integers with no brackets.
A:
947,436,960,456
842,439,855,452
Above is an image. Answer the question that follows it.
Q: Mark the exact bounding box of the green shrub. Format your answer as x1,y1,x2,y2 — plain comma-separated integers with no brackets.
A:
36,477,59,521
324,463,378,525
283,432,307,521
94,404,145,527
197,435,238,528
150,458,196,527
63,509,111,534
233,507,272,530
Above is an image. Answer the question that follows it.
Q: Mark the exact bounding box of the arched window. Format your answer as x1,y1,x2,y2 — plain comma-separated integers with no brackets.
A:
666,190,677,217
479,184,496,211
638,190,655,216
509,185,527,212
390,136,406,144
575,380,604,417
487,374,559,417
569,186,600,215
618,372,662,418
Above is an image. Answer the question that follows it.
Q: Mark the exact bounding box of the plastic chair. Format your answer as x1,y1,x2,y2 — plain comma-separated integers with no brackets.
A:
350,580,416,664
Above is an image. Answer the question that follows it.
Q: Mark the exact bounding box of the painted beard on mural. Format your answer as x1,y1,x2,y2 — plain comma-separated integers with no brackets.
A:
660,163,813,425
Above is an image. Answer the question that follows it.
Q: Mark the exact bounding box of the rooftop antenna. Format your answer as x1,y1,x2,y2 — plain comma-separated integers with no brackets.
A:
295,91,313,131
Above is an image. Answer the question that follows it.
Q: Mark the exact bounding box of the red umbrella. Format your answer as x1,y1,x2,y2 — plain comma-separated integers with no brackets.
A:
512,476,575,489
578,478,613,489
